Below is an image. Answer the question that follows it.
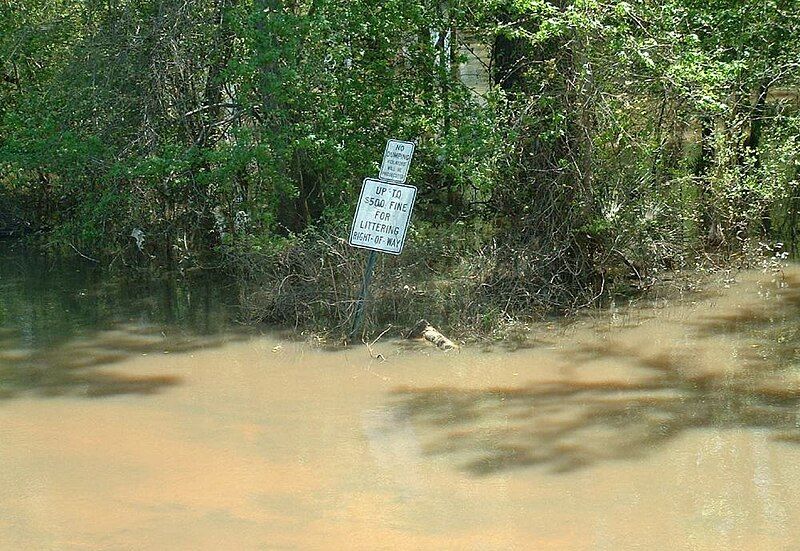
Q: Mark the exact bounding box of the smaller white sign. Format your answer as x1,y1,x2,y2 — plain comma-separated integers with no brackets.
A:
379,139,415,184
349,178,417,255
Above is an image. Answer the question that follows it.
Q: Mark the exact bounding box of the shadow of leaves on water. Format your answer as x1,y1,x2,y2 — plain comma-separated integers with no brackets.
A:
0,325,247,400
393,367,800,476
391,272,800,476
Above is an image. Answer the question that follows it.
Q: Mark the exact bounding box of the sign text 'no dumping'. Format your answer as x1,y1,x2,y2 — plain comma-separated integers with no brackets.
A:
379,139,415,184
349,178,416,255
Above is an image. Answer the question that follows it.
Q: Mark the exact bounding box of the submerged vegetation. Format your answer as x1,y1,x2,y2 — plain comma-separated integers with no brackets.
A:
1,0,799,335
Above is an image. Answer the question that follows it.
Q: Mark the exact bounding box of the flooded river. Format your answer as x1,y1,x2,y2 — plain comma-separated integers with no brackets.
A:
2,244,800,550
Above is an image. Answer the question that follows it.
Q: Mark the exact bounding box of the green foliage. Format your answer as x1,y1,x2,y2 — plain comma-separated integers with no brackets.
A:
1,0,799,321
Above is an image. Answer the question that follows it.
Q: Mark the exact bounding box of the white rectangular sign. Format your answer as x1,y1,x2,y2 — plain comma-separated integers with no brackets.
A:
349,178,417,255
379,139,415,184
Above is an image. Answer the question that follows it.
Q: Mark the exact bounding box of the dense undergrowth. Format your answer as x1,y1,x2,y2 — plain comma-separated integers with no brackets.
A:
224,224,781,340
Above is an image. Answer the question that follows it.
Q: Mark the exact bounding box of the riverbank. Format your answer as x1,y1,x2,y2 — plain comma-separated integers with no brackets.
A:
1,231,786,347
227,226,788,344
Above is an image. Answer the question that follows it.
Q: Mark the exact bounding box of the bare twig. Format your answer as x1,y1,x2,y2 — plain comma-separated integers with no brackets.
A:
69,243,99,263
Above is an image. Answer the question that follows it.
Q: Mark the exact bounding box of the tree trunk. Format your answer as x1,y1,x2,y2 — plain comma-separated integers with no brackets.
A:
694,116,719,245
743,81,771,234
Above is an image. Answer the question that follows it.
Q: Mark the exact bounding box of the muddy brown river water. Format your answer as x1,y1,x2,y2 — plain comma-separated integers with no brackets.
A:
2,245,800,549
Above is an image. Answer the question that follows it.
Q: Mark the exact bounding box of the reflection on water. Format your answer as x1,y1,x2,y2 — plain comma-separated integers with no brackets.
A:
0,241,242,398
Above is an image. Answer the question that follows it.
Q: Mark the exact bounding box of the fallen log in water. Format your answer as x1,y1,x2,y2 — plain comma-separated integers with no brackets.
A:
407,319,458,351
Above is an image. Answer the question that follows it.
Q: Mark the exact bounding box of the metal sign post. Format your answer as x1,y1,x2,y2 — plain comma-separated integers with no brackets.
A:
348,141,417,341
349,250,378,342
